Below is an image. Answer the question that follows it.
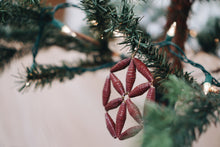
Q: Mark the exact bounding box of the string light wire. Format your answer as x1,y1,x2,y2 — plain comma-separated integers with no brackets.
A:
31,3,81,70
154,40,220,87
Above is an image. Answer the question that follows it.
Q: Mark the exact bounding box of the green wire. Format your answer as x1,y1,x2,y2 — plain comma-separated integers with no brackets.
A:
154,41,220,87
52,3,82,16
31,3,81,70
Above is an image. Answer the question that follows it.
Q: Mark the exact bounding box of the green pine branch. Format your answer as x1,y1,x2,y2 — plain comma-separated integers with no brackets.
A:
83,0,193,84
81,0,115,39
142,103,174,147
17,59,117,91
0,24,103,72
15,0,41,6
0,1,50,26
9,0,195,92
0,23,101,53
143,75,220,147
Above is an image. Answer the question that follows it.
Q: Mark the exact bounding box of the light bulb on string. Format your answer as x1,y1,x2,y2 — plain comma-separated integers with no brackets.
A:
52,19,100,46
113,29,124,37
203,74,220,95
167,22,176,37
61,25,77,37
165,22,176,41
89,20,98,26
203,82,219,95
203,82,211,95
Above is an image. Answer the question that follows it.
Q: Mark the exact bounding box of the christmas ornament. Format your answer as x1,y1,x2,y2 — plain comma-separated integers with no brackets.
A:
102,57,155,140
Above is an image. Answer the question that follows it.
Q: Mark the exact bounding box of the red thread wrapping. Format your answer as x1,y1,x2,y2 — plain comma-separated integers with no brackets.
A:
129,82,150,98
133,58,153,82
105,113,117,138
102,75,111,106
146,86,156,101
110,58,131,72
126,59,136,92
105,97,124,111
119,125,143,140
116,102,127,137
110,73,125,96
126,99,142,124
